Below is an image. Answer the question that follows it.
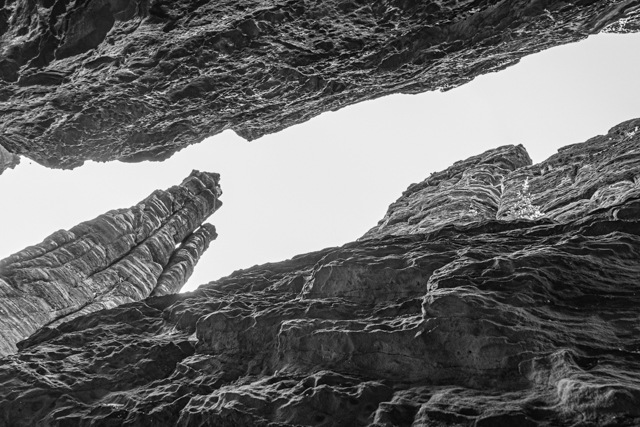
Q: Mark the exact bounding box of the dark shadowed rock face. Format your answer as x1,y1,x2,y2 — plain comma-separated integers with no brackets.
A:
0,170,221,356
1,120,640,426
0,0,639,170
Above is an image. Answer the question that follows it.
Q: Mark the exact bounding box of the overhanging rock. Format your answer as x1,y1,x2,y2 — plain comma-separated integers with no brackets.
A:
0,144,19,175
0,0,639,170
0,170,222,356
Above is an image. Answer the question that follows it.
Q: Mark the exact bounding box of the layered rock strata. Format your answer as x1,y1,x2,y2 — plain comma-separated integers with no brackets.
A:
1,119,640,425
0,170,222,356
364,118,640,238
0,0,639,171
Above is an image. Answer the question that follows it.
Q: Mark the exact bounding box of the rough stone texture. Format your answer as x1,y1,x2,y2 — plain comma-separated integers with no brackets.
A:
0,170,222,357
2,120,640,426
361,143,533,238
0,0,639,169
363,118,640,238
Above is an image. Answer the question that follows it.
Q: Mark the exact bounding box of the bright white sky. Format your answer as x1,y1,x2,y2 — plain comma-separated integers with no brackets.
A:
1,33,639,292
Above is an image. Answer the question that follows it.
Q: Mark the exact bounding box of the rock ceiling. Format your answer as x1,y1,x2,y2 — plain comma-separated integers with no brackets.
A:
0,0,639,171
1,119,640,425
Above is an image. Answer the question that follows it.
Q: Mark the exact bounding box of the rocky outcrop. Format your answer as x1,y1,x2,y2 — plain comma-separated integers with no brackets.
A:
0,0,639,170
361,143,534,238
0,143,19,174
1,119,640,426
363,118,640,238
0,170,221,356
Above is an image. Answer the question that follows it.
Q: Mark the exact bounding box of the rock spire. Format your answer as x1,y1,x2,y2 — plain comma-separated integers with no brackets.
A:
0,170,222,356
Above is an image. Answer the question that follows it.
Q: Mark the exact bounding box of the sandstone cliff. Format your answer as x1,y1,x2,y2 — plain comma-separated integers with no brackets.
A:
0,0,639,171
0,170,222,356
1,119,639,426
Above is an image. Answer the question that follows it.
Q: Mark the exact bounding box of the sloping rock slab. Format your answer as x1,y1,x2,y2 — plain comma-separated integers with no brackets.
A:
0,0,639,169
1,200,639,426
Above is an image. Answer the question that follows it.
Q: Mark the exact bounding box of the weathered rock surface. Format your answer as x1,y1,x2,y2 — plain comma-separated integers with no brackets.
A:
0,0,639,171
0,170,222,357
1,119,640,426
363,118,640,238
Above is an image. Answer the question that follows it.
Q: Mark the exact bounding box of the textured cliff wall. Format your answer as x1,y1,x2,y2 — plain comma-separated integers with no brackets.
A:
0,170,222,356
0,0,639,171
1,119,639,426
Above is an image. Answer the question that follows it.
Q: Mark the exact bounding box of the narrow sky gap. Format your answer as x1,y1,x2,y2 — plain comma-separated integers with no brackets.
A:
1,33,639,292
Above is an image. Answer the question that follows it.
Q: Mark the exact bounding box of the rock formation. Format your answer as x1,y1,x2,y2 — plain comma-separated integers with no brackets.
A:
363,118,640,238
0,0,639,171
0,170,222,356
0,143,19,174
1,118,640,426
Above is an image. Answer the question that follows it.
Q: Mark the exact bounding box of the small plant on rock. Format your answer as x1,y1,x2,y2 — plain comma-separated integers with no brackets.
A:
507,178,543,220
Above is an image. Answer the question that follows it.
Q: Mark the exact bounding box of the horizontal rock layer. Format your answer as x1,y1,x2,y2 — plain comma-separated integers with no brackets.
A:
1,119,640,425
0,0,639,170
0,170,222,356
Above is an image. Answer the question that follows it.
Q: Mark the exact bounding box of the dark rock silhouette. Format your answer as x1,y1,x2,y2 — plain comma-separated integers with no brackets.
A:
0,0,638,171
1,119,640,426
0,170,222,356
